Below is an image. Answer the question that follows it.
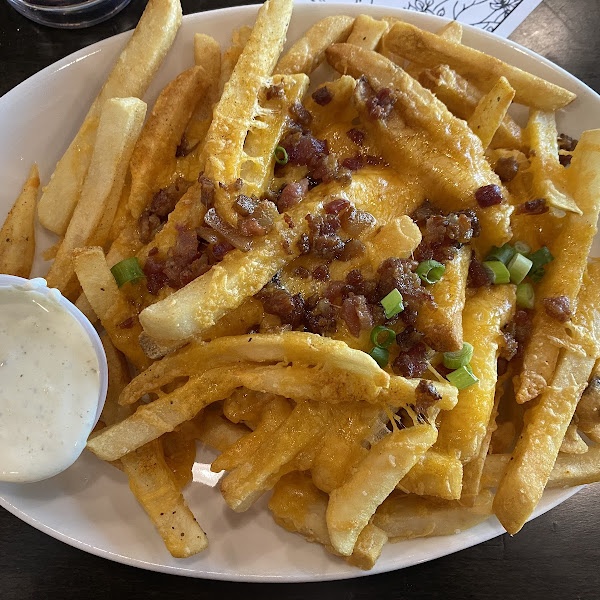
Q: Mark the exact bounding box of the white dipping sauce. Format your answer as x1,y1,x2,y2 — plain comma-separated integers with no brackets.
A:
0,284,100,482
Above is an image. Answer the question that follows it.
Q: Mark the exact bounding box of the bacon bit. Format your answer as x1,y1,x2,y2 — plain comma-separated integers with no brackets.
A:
392,342,429,378
312,86,333,106
277,179,309,213
558,133,578,152
257,286,305,328
365,84,397,120
475,184,504,207
233,194,258,217
305,297,337,335
543,296,571,322
312,264,330,281
148,247,158,256
342,154,364,171
559,154,572,167
414,380,441,414
515,198,548,215
339,239,366,261
494,156,519,182
199,175,215,208
325,198,350,215
340,207,376,237
297,233,310,254
468,256,492,288
283,214,295,228
346,128,365,146
410,200,443,226
175,133,199,158
265,82,285,100
117,317,135,329
395,327,424,352
500,331,519,361
293,266,310,279
204,208,253,251
289,101,313,128
211,242,235,261
341,294,373,337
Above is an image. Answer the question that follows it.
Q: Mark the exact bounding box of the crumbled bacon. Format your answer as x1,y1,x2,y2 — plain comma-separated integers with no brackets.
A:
414,380,441,414
305,297,337,335
502,309,533,360
515,198,548,215
289,101,313,128
342,154,364,171
293,266,310,279
325,198,350,215
475,184,504,207
277,179,309,213
238,201,277,237
340,207,376,237
175,134,198,158
339,239,366,261
341,294,373,337
558,133,578,152
357,76,397,120
199,175,215,208
346,128,365,146
265,82,285,100
543,296,571,322
312,86,333,106
494,156,519,183
392,342,429,378
410,200,443,227
257,286,305,328
284,214,295,228
312,264,330,281
204,208,253,250
395,327,424,352
233,194,258,217
468,256,492,288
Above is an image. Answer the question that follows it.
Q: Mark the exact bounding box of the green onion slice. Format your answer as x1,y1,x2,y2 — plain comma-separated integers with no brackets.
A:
110,257,145,287
381,288,404,319
513,240,531,255
516,282,535,309
273,146,288,165
416,259,446,284
527,246,554,283
483,260,510,284
369,346,389,368
485,243,515,265
447,365,479,390
443,342,474,370
370,326,396,349
508,252,533,284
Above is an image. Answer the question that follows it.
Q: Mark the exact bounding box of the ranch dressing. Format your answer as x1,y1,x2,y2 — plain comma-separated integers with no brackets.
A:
0,281,101,482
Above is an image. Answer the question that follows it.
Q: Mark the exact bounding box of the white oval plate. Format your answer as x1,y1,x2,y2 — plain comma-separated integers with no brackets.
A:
0,2,597,583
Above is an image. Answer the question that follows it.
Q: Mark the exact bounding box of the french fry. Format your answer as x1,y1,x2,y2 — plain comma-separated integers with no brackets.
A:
481,447,600,490
374,489,493,540
221,401,331,511
269,471,388,570
194,405,250,452
517,130,600,403
576,364,600,443
202,0,293,225
494,263,600,534
419,65,524,150
416,246,471,352
397,451,463,500
436,284,515,462
346,15,389,51
326,44,512,252
219,26,252,93
46,98,146,295
276,16,355,74
37,0,182,235
525,110,581,215
0,164,39,277
559,418,588,454
127,66,209,220
467,77,515,150
121,439,208,558
99,336,135,428
383,21,576,110
162,428,197,490
326,423,437,556
72,246,151,371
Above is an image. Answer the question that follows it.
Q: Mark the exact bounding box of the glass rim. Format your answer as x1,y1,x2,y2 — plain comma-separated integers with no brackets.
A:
7,0,115,13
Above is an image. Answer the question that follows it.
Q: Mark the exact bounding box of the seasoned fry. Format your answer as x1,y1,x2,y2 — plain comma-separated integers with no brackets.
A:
494,263,600,534
327,424,437,555
276,16,355,74
346,15,389,51
398,451,463,500
467,77,515,150
219,26,252,93
517,130,600,403
194,405,250,452
559,418,588,454
37,0,182,235
46,98,146,295
416,246,470,352
436,285,515,462
0,164,39,277
384,21,576,110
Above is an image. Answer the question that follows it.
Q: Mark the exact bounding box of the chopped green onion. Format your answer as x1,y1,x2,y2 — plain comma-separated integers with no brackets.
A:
527,246,554,283
369,346,389,368
447,365,479,390
485,243,515,265
443,342,474,370
381,288,404,319
273,146,288,165
516,282,535,309
370,326,396,349
483,261,510,284
513,240,531,255
508,253,533,284
416,259,446,284
110,257,145,287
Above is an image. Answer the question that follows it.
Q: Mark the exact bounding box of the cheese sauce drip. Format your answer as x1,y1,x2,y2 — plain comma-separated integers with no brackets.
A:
0,284,100,482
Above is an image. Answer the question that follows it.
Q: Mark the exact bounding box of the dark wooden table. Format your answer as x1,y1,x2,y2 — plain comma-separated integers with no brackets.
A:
1,1,599,598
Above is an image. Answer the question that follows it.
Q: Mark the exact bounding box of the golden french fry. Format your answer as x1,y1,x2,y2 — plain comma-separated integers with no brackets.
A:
194,405,250,452
46,98,146,295
202,0,293,226
219,25,252,93
559,418,588,454
576,364,600,443
494,263,600,534
383,21,576,110
346,15,389,51
99,336,134,428
481,447,600,490
121,439,207,557
419,65,524,150
276,16,355,74
517,130,600,403
397,450,463,500
37,0,182,235
436,285,515,462
374,489,493,540
327,423,437,556
162,428,196,490
416,246,471,352
72,246,151,371
326,44,512,252
467,76,515,150
0,164,39,277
